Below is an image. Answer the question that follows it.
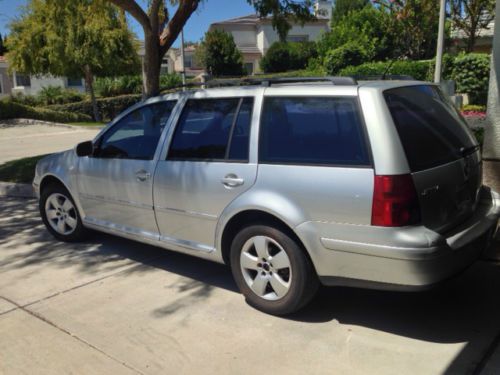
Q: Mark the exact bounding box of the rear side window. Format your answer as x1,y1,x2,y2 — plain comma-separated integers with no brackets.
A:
384,85,477,172
259,97,370,166
168,97,253,161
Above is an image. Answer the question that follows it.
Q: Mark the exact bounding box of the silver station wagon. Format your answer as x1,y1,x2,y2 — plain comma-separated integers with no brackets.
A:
34,77,500,315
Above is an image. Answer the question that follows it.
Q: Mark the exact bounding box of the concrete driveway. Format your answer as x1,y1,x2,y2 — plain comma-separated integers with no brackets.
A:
0,124,100,164
0,196,499,374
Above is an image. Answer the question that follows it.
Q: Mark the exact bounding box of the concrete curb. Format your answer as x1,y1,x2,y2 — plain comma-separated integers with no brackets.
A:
0,182,35,198
0,118,77,129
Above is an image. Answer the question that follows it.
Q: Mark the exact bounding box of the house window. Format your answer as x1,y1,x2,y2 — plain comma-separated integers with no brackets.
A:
15,73,31,87
184,54,193,68
287,35,309,42
244,62,254,75
67,77,83,87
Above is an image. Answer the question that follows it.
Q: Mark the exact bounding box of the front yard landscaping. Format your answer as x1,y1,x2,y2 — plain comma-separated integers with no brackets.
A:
0,154,50,184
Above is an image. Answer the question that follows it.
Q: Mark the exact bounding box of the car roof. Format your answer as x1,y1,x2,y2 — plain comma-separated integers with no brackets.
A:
144,79,435,103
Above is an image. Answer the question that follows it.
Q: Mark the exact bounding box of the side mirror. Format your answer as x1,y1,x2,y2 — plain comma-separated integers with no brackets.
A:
76,141,93,157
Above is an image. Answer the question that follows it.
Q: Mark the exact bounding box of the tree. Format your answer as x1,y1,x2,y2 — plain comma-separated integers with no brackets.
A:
374,0,441,60
6,0,139,120
331,0,370,25
0,34,7,55
451,0,496,52
107,0,316,97
196,29,243,76
317,5,395,64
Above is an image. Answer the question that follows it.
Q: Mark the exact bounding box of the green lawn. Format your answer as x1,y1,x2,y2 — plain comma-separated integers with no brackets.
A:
0,154,51,184
67,121,107,127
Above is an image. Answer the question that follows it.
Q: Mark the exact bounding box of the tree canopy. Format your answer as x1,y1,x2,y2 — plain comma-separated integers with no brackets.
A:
331,0,370,25
6,0,140,119
196,29,244,76
451,0,496,52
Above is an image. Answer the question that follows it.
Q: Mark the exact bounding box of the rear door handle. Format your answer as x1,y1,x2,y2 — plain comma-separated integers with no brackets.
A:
135,170,151,182
221,174,244,188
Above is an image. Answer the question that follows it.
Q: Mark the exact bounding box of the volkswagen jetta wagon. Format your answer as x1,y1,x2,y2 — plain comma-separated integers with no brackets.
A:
34,78,500,315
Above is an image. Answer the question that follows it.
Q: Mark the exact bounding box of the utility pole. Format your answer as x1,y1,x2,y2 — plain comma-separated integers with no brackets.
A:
434,0,446,83
484,0,500,160
180,29,186,87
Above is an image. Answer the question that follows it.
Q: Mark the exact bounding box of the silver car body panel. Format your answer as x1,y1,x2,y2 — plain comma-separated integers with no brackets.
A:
33,81,500,289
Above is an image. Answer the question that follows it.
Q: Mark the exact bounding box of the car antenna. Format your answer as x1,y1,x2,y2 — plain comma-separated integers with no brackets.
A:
381,60,395,80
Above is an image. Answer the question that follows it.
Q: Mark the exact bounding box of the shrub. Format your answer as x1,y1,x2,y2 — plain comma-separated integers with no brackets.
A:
339,60,434,81
261,41,318,73
95,76,143,97
37,85,86,105
462,104,486,112
324,42,370,74
451,53,490,105
47,94,142,121
0,99,92,122
95,74,181,97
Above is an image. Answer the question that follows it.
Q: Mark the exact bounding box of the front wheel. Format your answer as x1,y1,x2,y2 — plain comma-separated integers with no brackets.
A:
230,225,319,315
40,184,87,242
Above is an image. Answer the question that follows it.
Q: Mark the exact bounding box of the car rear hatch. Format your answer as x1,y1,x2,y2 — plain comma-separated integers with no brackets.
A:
384,85,482,233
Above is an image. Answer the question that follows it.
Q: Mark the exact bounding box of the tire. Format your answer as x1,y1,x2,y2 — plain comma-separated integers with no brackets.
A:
230,224,319,315
39,183,88,242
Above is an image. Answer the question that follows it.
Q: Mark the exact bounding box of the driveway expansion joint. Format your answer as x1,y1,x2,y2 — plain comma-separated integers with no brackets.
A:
0,295,145,375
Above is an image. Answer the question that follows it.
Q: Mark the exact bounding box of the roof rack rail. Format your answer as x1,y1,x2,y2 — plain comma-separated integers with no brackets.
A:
159,76,357,93
246,76,358,86
353,74,415,81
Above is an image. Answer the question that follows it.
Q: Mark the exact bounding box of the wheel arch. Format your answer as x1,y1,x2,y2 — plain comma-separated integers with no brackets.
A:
219,209,314,268
39,173,85,219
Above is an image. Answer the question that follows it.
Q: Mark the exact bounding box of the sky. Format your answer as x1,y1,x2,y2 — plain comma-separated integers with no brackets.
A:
0,0,256,46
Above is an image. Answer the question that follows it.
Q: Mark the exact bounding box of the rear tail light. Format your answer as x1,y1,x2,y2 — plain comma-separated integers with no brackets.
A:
371,174,421,227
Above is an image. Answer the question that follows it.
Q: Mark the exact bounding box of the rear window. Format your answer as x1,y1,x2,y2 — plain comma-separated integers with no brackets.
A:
259,97,370,166
384,85,477,172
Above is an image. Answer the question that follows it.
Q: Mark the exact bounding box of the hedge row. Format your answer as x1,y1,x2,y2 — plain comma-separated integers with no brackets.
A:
0,100,92,122
339,60,435,81
47,94,142,121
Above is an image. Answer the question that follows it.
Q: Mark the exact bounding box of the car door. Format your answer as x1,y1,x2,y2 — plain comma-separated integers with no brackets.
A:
77,100,177,240
153,94,258,252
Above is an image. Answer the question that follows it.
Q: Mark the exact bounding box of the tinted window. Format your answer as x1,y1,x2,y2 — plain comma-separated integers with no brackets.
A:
384,85,477,172
228,97,253,161
96,101,176,160
169,98,253,161
259,97,369,166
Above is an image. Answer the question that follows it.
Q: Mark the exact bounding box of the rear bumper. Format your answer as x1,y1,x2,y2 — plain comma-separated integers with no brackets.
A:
296,187,499,290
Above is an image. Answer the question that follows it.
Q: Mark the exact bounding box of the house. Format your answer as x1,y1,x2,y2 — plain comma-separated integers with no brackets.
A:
209,0,332,74
451,19,495,53
168,45,205,77
0,56,85,97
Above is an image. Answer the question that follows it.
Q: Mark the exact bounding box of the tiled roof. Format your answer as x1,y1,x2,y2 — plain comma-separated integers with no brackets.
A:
211,14,261,26
211,13,328,27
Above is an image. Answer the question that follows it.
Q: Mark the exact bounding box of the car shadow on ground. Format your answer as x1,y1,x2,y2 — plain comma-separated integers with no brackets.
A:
1,197,499,373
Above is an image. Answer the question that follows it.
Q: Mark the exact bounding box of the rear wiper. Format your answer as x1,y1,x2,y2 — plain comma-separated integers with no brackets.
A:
460,144,480,156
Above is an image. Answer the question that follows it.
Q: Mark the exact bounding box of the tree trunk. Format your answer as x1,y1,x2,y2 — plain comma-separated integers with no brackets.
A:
142,33,161,98
84,65,100,122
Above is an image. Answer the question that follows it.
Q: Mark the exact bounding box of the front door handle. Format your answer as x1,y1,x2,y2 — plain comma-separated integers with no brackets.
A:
135,170,151,182
221,174,244,188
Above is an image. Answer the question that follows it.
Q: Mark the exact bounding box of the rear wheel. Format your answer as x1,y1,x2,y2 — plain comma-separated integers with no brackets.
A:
40,184,87,242
230,225,319,315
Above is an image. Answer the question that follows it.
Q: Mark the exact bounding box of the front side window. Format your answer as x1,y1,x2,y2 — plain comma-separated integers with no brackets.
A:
168,97,254,161
259,97,370,166
95,101,176,160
